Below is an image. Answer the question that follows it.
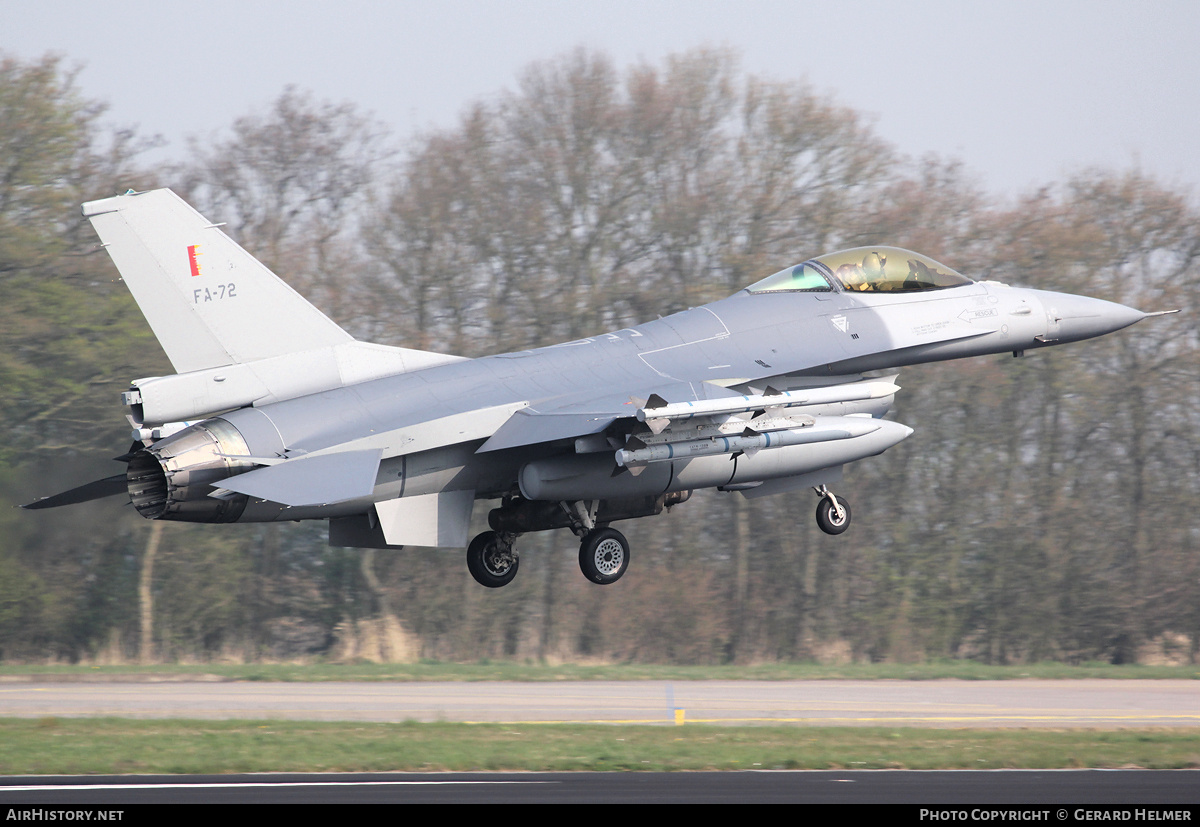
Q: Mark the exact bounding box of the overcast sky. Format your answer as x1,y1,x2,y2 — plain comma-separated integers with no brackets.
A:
4,0,1198,198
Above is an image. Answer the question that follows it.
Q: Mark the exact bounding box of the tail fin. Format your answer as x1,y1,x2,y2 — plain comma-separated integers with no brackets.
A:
83,189,352,374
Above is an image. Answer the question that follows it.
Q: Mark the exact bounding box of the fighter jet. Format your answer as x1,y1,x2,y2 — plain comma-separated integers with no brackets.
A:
23,189,1171,588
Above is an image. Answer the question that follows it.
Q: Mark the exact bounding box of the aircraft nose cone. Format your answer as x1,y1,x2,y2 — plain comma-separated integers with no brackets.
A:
1034,290,1147,343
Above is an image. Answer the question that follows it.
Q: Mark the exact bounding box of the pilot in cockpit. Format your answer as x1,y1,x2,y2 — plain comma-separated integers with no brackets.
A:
861,252,887,289
837,251,888,292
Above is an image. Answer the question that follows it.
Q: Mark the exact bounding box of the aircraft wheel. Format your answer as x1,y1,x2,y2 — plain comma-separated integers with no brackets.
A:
467,531,519,588
579,527,630,585
815,495,851,536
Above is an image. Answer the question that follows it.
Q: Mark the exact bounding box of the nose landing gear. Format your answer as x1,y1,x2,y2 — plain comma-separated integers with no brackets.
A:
814,485,851,535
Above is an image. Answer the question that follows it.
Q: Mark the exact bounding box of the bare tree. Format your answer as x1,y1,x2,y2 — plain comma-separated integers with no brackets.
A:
179,87,392,334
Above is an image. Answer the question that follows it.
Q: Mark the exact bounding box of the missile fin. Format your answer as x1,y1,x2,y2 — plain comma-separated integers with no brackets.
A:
646,417,669,435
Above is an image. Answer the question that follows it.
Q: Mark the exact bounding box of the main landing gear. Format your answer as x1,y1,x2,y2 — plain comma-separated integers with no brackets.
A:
578,527,630,585
814,485,851,535
465,525,632,588
466,499,635,588
465,530,519,588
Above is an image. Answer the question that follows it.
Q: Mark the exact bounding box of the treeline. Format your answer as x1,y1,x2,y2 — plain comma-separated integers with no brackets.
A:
2,49,1197,665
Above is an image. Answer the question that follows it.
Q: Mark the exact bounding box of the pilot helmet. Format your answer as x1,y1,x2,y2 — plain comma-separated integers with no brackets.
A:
861,251,886,277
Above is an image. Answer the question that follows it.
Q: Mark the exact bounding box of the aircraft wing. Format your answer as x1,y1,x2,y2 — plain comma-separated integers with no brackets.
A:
476,381,730,453
477,408,617,453
476,373,900,455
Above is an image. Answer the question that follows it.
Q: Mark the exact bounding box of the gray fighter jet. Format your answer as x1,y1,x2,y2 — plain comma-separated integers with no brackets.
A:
24,189,1171,587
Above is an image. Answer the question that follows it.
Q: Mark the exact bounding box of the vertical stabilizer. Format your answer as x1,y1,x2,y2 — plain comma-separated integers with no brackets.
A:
82,189,353,374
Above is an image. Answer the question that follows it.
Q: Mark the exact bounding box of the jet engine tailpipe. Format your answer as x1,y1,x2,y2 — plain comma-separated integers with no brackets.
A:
126,418,255,522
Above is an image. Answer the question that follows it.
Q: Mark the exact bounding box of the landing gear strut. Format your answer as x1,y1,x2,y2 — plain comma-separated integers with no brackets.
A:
466,530,519,588
814,485,851,535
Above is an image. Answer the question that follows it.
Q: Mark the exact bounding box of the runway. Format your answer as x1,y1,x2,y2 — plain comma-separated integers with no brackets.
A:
1,679,1198,726
2,770,1199,804
2,680,1197,804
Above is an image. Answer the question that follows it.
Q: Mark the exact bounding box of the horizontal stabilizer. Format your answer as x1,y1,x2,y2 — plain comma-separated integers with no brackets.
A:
216,449,382,506
22,474,128,510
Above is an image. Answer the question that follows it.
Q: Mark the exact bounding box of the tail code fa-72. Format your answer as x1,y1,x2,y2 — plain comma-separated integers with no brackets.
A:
24,189,1172,588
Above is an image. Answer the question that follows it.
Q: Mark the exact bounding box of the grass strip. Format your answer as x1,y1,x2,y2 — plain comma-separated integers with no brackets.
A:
2,719,1198,774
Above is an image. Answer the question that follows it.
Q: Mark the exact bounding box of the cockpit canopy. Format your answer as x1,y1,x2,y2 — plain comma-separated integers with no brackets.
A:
746,247,973,294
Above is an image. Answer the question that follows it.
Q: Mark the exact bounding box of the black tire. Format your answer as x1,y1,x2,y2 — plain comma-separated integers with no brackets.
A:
815,495,851,536
578,527,630,585
466,531,519,588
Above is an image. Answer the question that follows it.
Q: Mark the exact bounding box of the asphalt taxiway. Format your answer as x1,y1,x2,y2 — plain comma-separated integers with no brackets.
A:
1,770,1198,805
1,679,1197,726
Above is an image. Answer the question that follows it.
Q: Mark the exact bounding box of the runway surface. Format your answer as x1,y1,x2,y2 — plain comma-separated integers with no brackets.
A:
2,680,1197,805
2,770,1198,804
1,679,1198,726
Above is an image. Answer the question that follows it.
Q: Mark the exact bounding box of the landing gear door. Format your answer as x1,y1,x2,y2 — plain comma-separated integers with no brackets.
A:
375,490,476,548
